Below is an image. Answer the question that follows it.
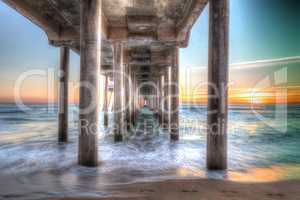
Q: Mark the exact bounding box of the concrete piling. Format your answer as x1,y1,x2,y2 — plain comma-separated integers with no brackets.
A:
207,0,229,170
58,46,69,143
78,0,102,167
170,48,180,141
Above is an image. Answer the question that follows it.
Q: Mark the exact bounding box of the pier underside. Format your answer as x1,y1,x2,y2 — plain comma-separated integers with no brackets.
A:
3,0,229,170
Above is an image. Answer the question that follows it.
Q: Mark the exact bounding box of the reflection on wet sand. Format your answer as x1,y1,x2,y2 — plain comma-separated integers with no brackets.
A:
228,165,300,183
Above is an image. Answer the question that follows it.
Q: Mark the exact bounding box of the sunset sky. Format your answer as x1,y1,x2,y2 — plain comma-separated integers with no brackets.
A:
0,0,299,104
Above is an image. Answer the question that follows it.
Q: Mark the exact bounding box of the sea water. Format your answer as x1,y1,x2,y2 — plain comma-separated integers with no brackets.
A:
0,103,299,199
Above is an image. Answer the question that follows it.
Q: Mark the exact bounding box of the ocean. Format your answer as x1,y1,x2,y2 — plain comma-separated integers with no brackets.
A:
0,103,299,199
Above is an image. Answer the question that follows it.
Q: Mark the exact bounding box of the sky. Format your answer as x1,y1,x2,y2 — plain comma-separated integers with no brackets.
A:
180,0,300,104
0,0,299,104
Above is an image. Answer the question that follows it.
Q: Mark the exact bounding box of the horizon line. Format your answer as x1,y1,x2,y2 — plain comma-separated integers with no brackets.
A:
0,101,300,105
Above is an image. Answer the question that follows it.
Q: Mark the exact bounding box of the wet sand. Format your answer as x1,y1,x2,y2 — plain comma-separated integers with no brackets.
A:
49,178,300,200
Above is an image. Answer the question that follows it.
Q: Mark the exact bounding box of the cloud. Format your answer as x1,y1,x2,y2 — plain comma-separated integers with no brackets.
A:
231,56,300,70
185,56,300,70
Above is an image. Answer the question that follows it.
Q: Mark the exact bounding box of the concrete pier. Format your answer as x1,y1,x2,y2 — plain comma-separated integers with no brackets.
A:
124,64,131,131
207,0,229,170
3,0,219,169
133,75,138,126
58,46,69,143
163,67,170,130
78,0,102,167
159,75,164,126
113,42,124,142
103,75,109,127
131,71,136,126
170,48,180,141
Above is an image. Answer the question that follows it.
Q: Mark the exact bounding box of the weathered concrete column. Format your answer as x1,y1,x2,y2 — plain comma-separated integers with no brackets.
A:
124,64,131,131
207,0,229,170
133,75,138,125
163,67,170,130
131,70,136,125
103,74,109,127
157,77,161,113
58,46,69,143
159,75,164,125
128,66,133,128
154,78,159,111
78,0,102,167
170,47,180,141
113,42,124,142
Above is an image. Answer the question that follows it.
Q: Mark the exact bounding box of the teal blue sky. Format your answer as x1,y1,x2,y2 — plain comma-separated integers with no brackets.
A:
181,0,300,67
0,0,299,102
0,0,299,70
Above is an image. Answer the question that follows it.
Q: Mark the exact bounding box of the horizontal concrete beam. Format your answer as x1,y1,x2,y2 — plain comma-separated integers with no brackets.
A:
176,0,208,47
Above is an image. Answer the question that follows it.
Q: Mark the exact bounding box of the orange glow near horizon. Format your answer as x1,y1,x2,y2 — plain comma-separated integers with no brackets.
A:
0,68,299,105
1,84,300,105
180,87,300,105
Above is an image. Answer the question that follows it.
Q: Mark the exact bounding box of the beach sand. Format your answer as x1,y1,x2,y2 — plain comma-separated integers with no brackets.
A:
49,178,300,200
